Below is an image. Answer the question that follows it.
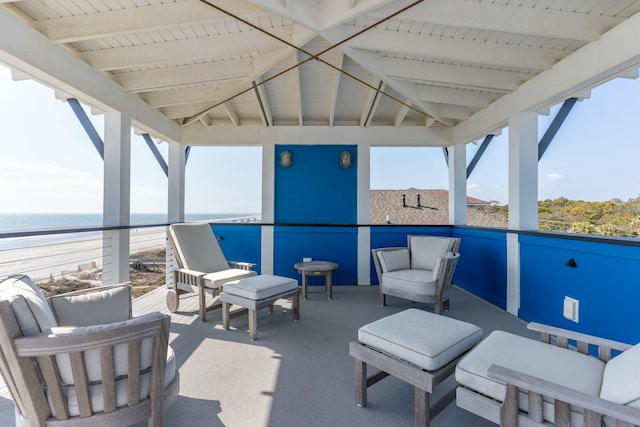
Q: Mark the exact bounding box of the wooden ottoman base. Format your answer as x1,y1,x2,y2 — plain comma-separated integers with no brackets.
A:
220,288,300,340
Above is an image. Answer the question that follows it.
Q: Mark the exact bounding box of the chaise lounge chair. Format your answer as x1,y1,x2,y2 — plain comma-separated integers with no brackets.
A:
456,322,640,426
166,222,257,321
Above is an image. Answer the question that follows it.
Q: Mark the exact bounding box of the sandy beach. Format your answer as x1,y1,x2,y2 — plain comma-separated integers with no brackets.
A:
0,227,167,282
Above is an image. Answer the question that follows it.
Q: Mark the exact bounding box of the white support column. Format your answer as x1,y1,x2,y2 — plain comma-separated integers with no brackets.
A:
168,142,185,223
506,111,538,315
448,143,467,225
166,142,185,287
261,144,276,274
102,112,131,285
357,143,371,285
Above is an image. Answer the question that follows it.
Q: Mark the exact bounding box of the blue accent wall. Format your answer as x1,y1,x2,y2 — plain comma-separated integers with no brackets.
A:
275,145,357,224
211,225,262,274
519,234,640,344
453,228,507,309
274,226,358,285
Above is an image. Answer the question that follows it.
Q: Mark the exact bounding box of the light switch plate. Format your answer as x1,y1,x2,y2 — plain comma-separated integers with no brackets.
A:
563,296,579,322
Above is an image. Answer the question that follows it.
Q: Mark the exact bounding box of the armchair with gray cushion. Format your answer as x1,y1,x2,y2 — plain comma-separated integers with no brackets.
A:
0,274,179,426
166,222,257,321
372,235,461,314
456,323,640,426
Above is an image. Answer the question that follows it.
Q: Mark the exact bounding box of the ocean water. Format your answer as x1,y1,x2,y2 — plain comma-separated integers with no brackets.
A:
0,213,259,250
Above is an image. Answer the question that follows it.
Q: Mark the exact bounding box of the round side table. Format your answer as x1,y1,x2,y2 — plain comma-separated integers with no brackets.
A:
294,261,339,299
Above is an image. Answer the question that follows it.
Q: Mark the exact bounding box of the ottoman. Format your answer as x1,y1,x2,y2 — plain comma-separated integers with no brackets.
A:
220,274,300,340
349,309,483,426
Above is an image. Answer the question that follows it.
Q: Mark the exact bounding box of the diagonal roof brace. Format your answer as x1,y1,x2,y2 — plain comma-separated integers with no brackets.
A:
67,98,104,160
467,134,494,178
141,133,168,177
538,97,578,160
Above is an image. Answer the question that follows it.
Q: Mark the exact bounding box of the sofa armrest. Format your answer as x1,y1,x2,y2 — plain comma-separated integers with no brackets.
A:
528,322,632,361
47,283,132,326
228,261,256,271
487,363,640,426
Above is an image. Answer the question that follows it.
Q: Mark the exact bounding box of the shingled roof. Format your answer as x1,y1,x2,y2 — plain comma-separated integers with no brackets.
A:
370,189,507,227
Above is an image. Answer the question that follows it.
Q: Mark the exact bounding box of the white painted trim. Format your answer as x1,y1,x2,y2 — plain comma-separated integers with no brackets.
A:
448,143,466,225
261,226,274,274
508,112,538,231
168,142,185,223
357,143,371,225
506,233,520,316
358,227,371,285
262,145,275,224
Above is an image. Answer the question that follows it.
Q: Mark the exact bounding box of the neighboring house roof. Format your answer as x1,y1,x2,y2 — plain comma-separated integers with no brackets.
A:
370,189,507,227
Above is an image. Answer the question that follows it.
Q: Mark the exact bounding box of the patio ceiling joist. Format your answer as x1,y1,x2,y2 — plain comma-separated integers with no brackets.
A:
453,9,640,144
0,8,179,143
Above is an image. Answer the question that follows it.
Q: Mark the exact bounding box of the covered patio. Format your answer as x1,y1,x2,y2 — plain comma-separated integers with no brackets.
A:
1,0,640,425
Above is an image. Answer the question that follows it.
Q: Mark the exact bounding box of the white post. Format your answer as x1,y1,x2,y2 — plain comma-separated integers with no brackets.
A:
166,142,186,287
448,143,467,225
506,111,538,315
102,112,131,285
261,144,275,274
357,143,371,285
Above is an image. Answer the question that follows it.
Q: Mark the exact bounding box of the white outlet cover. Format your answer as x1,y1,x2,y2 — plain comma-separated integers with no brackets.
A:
563,296,579,322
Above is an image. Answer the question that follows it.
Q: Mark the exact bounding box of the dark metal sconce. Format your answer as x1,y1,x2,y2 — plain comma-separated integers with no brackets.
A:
280,150,293,168
339,150,352,168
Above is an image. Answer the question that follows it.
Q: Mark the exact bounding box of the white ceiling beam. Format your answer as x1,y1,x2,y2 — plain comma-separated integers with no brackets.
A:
249,0,317,29
181,123,453,146
81,26,293,71
223,102,239,126
322,26,451,125
454,10,640,144
360,80,383,127
162,102,221,120
394,104,410,127
37,1,267,44
347,27,559,71
371,0,622,42
143,83,227,108
384,58,527,92
0,8,179,143
116,58,254,93
328,50,344,127
438,104,474,120
316,0,413,32
415,85,500,109
254,79,273,126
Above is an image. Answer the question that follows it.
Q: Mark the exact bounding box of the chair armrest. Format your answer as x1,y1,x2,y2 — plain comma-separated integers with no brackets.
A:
47,283,133,326
228,261,256,271
528,322,632,360
487,364,640,426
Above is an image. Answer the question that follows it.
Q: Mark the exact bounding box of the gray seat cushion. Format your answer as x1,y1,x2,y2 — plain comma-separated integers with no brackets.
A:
600,341,640,410
48,283,132,326
0,274,58,336
377,248,410,272
170,223,230,272
456,330,605,402
203,268,257,289
409,236,455,271
223,274,298,300
358,308,483,371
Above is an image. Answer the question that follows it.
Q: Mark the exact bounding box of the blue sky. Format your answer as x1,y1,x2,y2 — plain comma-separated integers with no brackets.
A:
1,64,639,213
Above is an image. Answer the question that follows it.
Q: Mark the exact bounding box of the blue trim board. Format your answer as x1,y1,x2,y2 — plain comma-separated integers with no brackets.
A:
518,234,640,344
275,145,357,224
274,226,358,286
211,225,262,274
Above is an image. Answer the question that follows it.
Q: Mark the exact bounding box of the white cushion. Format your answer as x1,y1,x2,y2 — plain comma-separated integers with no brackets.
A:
203,268,257,289
409,236,454,271
377,248,410,273
170,223,230,273
456,330,605,403
49,345,176,417
358,308,482,371
600,342,640,409
51,311,167,384
382,269,436,292
223,274,298,300
0,274,58,336
48,283,132,326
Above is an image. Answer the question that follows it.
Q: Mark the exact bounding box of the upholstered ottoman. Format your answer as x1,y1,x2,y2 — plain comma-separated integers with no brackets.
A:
349,309,482,426
220,274,300,340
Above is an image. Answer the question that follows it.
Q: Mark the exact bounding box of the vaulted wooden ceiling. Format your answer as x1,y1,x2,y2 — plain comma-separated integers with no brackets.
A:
1,0,639,146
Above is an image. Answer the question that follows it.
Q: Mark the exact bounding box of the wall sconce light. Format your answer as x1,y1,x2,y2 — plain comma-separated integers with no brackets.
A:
280,150,293,168
339,150,352,168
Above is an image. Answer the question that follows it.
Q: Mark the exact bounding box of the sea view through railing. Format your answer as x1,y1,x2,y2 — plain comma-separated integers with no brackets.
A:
0,213,259,283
